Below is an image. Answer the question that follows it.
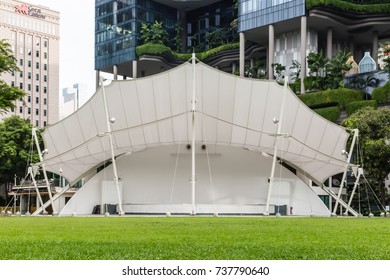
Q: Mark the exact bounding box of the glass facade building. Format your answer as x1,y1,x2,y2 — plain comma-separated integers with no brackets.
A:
238,0,305,32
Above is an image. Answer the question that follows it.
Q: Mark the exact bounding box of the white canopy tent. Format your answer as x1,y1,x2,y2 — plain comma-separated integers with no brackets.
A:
39,61,351,215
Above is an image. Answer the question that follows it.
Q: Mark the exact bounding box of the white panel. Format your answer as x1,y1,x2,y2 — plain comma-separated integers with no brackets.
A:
172,114,189,143
129,127,145,147
76,101,98,140
305,114,326,150
102,181,123,205
233,78,252,127
283,92,300,136
216,120,232,144
318,123,340,155
136,78,157,124
153,74,172,120
231,126,246,145
113,130,132,149
332,131,349,159
262,83,282,134
201,114,218,143
202,66,219,117
291,104,311,143
106,82,127,131
118,81,142,127
195,65,203,113
218,72,236,122
248,81,268,130
64,115,85,150
143,123,159,145
259,134,275,150
245,130,261,147
157,119,174,144
46,122,72,155
169,64,188,115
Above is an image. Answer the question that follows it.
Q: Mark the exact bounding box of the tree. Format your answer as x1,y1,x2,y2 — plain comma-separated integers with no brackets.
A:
378,41,390,78
342,107,390,207
326,50,352,89
0,116,41,186
0,39,25,113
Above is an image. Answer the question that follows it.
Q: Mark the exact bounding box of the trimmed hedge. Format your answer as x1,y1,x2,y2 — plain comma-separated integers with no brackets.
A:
313,106,340,122
372,81,390,105
346,100,378,116
136,42,240,62
298,88,364,110
306,0,390,13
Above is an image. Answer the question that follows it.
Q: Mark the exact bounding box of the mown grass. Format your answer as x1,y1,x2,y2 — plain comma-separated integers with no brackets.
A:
0,216,389,260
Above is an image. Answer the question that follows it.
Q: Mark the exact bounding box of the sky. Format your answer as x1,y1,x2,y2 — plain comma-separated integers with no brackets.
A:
26,0,96,104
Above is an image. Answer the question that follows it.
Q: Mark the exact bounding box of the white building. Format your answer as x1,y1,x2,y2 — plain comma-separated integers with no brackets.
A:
60,83,88,120
0,0,59,127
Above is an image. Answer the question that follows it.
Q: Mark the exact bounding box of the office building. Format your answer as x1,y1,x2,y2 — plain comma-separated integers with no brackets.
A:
0,0,59,127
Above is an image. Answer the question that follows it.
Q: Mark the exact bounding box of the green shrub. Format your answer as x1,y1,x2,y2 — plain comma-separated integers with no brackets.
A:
314,106,340,122
372,81,390,105
136,42,240,62
346,100,378,116
298,88,363,110
306,0,390,13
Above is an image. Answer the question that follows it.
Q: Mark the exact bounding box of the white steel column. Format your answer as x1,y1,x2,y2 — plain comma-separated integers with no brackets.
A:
344,168,363,216
332,129,359,216
268,25,274,80
101,77,124,215
239,32,245,77
191,53,197,215
372,31,379,67
300,16,307,94
264,77,288,215
133,60,138,78
33,128,56,215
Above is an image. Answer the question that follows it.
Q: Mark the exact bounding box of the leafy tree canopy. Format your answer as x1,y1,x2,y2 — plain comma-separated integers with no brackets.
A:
342,107,390,205
0,39,25,113
0,116,41,184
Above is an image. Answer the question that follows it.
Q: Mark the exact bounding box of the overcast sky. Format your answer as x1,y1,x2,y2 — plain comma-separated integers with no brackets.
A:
26,0,96,103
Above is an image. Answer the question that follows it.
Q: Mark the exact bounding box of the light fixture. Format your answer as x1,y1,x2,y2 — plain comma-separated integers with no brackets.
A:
109,117,116,123
272,117,279,124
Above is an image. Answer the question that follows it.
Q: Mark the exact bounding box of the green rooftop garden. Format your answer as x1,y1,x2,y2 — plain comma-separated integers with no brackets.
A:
306,0,390,13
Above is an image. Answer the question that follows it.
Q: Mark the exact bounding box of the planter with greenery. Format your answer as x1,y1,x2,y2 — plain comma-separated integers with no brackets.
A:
306,0,390,14
372,81,390,105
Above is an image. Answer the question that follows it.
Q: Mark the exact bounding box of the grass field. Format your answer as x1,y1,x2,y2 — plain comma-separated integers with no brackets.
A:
0,216,389,260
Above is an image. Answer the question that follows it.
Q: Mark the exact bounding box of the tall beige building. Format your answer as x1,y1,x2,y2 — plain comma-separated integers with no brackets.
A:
0,0,59,127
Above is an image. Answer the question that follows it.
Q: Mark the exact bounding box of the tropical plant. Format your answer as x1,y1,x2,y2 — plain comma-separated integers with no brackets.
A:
326,50,352,89
348,75,380,100
173,22,183,53
289,60,301,82
378,41,390,78
140,21,169,46
0,39,26,113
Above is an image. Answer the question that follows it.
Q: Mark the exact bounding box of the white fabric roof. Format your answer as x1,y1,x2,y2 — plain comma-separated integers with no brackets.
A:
41,62,349,184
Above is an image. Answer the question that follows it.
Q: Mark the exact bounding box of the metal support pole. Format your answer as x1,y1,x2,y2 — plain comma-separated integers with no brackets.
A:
32,128,56,215
100,77,124,215
191,53,197,215
332,129,359,216
344,168,363,216
29,167,45,212
264,77,288,215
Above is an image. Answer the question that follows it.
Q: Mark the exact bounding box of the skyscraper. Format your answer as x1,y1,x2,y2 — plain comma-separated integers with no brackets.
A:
0,0,59,127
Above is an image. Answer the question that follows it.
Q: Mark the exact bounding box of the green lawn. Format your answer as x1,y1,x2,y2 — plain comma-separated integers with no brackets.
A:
0,216,389,260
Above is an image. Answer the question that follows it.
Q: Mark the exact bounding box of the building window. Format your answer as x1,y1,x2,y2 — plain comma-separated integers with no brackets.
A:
19,71,23,78
36,120,39,127
19,59,23,66
36,62,39,69
43,75,47,82
44,64,47,71
36,97,39,104
28,96,31,102
28,84,31,91
36,50,39,57
35,109,39,116
44,40,48,48
19,106,23,113
28,107,31,114
20,47,23,54
28,60,31,67
44,52,47,59
43,121,47,127
28,49,31,56
36,74,39,81
19,83,23,89
43,109,47,117
43,87,47,94
36,85,39,92
11,81,15,87
28,72,31,79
